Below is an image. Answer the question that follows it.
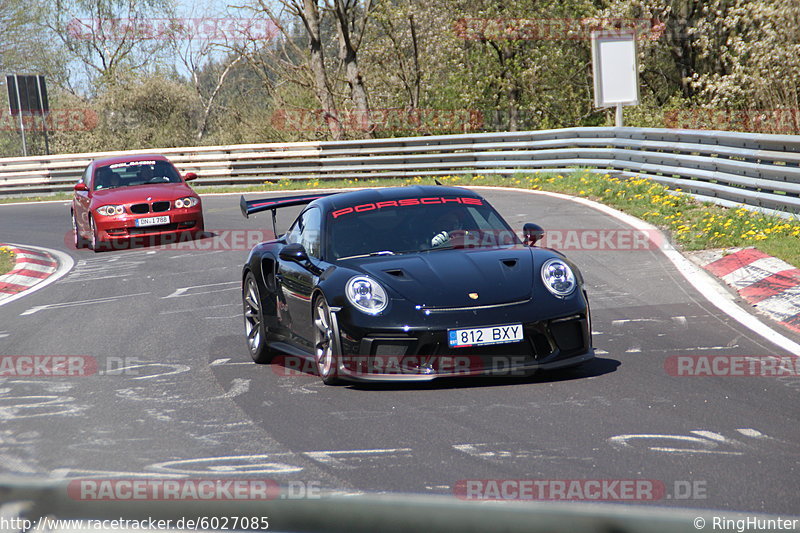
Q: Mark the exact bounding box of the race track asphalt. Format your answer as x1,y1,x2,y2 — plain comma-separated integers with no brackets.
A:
0,189,798,516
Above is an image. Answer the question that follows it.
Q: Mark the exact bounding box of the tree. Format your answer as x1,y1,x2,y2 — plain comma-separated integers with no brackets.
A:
41,0,178,92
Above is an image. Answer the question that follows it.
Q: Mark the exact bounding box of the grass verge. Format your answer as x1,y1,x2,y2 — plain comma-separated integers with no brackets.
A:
0,245,16,276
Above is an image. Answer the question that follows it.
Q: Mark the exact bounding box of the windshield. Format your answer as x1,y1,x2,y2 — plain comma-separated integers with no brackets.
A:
326,196,521,259
93,160,182,191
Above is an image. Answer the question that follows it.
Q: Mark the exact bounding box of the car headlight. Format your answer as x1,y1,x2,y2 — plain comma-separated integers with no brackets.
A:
96,205,124,216
175,197,199,209
541,258,576,297
346,276,388,315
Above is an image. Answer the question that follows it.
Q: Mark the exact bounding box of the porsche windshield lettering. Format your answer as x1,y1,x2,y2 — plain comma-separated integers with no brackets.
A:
331,196,483,219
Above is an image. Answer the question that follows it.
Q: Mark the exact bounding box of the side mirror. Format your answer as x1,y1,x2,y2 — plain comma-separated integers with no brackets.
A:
184,172,198,181
279,242,310,263
279,243,324,275
74,182,88,192
523,223,544,246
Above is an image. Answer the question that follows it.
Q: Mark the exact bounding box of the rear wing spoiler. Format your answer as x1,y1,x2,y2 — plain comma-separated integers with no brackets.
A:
239,193,338,219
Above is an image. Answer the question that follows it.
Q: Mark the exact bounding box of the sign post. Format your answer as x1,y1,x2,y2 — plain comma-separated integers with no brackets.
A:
6,74,50,156
591,30,640,127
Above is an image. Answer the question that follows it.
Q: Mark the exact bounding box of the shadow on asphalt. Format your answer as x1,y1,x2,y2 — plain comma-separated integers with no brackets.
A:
250,352,621,391
344,356,620,391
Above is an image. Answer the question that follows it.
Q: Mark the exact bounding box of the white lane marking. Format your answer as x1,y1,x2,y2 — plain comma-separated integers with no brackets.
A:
609,429,776,455
0,200,70,207
167,250,226,259
20,292,151,315
149,454,304,474
116,378,250,403
51,468,184,479
210,358,231,366
594,349,609,354
690,430,730,443
474,186,800,356
223,378,250,398
648,448,744,455
0,332,8,339
163,281,239,299
609,434,720,453
612,318,663,326
625,346,641,353
452,443,590,461
203,315,240,319
736,428,764,438
0,245,74,308
303,448,413,466
627,345,738,353
0,395,85,420
105,363,191,381
159,303,238,315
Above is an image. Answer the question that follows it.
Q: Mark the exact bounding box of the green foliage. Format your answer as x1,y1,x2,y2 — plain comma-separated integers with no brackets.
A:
0,246,15,276
1,0,800,155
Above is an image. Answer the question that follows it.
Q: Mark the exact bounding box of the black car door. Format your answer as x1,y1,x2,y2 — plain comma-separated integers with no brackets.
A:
277,207,323,349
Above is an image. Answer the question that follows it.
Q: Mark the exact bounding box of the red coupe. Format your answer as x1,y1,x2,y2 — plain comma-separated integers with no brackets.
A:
71,155,204,251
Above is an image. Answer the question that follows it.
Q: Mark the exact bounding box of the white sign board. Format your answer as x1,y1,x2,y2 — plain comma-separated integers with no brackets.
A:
592,31,639,108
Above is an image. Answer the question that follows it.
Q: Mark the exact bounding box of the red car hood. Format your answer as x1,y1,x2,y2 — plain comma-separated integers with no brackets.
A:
90,183,195,205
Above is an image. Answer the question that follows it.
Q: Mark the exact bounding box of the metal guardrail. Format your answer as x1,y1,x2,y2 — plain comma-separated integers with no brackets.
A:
1,127,799,217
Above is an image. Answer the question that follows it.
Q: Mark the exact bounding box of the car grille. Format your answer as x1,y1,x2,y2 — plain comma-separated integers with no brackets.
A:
129,202,172,214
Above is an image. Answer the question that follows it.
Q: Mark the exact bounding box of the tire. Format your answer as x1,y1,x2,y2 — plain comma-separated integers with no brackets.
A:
313,296,343,385
72,212,87,249
243,272,277,364
89,217,106,252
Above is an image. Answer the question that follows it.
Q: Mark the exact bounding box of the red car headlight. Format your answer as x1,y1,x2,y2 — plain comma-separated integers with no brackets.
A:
96,205,124,216
175,197,199,209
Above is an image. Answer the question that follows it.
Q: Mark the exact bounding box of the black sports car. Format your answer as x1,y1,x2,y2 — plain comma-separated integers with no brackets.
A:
240,186,593,384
